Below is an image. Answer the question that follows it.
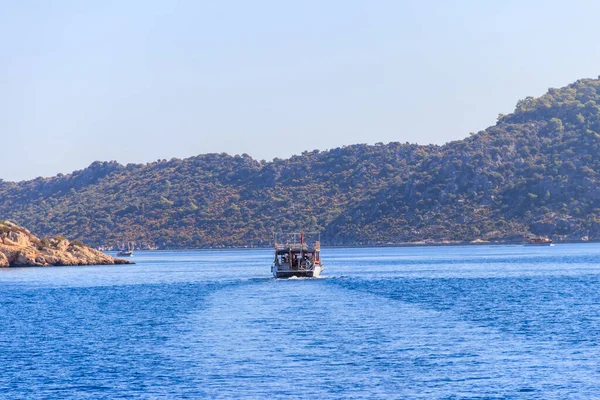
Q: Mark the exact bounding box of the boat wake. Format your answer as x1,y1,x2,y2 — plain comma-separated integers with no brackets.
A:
273,275,343,281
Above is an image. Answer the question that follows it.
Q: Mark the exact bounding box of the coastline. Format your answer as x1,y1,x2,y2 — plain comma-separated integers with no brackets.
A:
105,238,596,253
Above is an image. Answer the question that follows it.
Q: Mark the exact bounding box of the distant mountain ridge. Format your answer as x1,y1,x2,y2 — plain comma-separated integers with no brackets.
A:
2,77,600,248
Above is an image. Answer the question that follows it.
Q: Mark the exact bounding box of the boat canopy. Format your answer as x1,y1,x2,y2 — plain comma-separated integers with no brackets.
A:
276,247,317,255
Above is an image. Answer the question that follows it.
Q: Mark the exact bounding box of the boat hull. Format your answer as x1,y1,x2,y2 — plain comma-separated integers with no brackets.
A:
272,265,323,278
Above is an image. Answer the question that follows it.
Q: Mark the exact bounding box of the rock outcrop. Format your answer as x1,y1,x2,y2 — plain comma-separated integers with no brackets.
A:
0,220,133,267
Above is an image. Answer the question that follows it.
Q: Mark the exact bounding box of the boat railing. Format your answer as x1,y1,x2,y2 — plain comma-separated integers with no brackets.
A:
274,242,310,251
273,232,321,251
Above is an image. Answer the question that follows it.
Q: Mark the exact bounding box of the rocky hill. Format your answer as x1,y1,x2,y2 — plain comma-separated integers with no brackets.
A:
0,221,133,267
1,77,600,248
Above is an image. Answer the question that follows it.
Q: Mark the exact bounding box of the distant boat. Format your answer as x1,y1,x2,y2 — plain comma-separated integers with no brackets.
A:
525,236,554,246
271,232,323,278
117,243,134,257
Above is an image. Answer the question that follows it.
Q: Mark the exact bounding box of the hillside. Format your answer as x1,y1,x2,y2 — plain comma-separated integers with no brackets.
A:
2,77,600,248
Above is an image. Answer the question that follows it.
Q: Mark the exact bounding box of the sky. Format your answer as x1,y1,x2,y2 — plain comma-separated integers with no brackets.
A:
2,0,600,182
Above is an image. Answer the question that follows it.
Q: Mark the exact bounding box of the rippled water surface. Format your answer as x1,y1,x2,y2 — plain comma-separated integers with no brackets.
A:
2,244,600,398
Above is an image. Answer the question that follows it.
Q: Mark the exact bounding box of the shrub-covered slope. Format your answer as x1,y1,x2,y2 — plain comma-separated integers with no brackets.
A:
2,78,600,248
328,78,600,244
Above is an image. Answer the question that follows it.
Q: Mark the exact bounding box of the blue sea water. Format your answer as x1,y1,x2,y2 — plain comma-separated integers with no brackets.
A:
2,244,600,399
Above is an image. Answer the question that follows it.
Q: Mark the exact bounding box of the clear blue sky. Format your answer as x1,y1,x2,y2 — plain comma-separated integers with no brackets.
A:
2,0,600,181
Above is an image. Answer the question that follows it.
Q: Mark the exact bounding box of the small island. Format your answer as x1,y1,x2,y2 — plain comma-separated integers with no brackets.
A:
0,220,133,267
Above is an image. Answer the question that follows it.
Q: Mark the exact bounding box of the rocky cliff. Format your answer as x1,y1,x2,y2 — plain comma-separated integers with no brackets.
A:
0,220,133,267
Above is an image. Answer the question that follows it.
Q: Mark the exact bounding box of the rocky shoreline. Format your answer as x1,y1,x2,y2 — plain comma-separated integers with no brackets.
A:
0,221,133,267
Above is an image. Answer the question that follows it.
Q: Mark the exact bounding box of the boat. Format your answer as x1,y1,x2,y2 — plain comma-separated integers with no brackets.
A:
117,243,134,257
525,236,554,246
271,232,323,278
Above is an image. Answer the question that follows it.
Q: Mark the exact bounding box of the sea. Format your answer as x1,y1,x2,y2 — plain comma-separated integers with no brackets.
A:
1,244,600,399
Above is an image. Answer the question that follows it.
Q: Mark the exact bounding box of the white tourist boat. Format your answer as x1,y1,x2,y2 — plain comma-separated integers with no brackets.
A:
271,232,323,278
525,235,554,246
117,242,134,257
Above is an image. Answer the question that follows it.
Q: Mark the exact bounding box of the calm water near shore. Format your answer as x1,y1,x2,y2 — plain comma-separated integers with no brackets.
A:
2,244,600,398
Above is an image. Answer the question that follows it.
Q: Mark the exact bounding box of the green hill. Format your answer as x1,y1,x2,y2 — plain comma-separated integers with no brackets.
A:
2,77,600,248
